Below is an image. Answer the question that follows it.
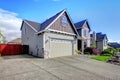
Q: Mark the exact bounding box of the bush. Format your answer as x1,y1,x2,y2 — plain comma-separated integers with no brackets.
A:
117,48,120,52
101,50,111,56
84,47,93,55
84,47,100,55
90,45,96,48
84,52,90,54
101,47,116,56
75,50,81,55
92,48,101,55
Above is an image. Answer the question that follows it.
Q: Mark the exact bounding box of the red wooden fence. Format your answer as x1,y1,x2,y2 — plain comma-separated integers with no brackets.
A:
0,44,28,56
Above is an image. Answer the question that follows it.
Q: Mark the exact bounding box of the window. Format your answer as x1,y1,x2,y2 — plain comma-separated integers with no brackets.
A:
83,29,88,37
61,16,68,27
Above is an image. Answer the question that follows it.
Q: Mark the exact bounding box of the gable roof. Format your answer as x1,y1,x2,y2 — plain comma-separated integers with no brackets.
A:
24,20,40,31
91,32,108,41
38,9,79,36
21,10,65,32
40,10,64,31
20,9,80,37
74,20,91,32
20,19,40,32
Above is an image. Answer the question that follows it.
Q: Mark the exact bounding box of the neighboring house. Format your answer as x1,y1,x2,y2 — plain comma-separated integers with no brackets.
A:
8,38,21,44
21,9,79,58
108,42,120,48
74,20,91,53
0,32,6,43
91,32,108,51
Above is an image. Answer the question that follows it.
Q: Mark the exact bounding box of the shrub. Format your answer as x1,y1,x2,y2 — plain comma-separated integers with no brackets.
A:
92,48,101,55
84,47,100,55
84,52,90,55
84,47,93,55
90,45,96,48
101,47,116,56
75,50,81,55
117,48,120,52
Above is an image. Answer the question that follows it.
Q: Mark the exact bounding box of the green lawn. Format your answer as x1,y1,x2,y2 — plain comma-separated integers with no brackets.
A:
91,56,113,62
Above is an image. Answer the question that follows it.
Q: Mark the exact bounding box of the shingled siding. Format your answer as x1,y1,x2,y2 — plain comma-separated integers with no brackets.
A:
49,13,74,34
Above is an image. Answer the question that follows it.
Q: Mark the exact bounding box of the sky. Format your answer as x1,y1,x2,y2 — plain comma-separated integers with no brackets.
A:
0,0,120,42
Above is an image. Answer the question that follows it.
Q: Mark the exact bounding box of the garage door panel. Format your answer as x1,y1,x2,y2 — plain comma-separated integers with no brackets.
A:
50,38,73,58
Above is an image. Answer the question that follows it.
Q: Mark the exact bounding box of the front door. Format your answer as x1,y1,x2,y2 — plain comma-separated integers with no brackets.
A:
78,40,82,51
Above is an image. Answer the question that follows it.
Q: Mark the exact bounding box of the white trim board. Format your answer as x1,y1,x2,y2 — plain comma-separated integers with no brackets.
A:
24,20,38,32
45,10,66,30
48,29,76,36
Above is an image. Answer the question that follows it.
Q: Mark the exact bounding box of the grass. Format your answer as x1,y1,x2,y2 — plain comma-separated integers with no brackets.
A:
91,55,113,62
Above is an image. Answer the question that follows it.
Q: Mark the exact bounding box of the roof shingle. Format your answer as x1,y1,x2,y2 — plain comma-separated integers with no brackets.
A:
24,20,40,31
74,20,86,29
39,10,64,31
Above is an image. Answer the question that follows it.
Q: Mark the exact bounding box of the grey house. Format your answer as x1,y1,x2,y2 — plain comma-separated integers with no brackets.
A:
74,20,91,53
21,9,79,58
91,32,108,51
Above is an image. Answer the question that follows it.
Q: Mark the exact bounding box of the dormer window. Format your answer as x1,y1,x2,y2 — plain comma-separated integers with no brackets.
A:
83,29,88,37
61,16,68,27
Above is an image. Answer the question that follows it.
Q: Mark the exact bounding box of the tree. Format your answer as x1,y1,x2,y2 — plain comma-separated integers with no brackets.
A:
0,32,6,43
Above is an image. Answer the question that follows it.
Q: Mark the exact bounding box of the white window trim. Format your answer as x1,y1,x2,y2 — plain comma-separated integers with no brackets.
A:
61,16,68,27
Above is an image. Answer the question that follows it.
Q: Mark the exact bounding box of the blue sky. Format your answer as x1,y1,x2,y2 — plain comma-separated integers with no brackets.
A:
0,0,120,42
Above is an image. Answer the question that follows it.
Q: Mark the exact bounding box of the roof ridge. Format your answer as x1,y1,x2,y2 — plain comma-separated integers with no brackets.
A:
24,19,40,24
39,9,65,31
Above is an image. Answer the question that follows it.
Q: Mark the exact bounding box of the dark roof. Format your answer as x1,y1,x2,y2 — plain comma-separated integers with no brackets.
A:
24,20,40,31
22,10,64,32
21,9,79,36
74,20,86,29
91,32,108,41
74,20,91,32
96,33,107,41
39,10,64,31
108,42,120,48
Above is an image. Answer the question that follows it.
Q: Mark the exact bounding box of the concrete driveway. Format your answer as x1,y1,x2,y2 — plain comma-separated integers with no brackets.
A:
0,54,120,80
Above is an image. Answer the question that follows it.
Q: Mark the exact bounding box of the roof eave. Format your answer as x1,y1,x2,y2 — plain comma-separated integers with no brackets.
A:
65,9,80,37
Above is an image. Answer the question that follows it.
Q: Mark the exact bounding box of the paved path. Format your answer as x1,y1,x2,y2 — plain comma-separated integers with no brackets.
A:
0,54,120,80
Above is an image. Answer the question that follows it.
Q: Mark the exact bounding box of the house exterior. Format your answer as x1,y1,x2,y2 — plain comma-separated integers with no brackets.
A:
21,9,79,58
91,32,108,51
74,20,91,53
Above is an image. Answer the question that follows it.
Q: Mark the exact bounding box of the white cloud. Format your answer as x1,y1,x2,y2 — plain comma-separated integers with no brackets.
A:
108,39,120,43
0,8,22,42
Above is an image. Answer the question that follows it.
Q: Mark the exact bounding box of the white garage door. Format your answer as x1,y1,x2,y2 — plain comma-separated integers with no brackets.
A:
50,38,73,58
